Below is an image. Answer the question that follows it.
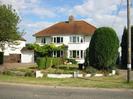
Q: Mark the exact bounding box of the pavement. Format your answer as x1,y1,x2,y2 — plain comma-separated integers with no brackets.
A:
0,83,133,99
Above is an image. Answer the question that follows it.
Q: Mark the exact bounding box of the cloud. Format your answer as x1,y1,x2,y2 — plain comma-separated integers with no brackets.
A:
69,0,120,16
68,0,133,40
19,21,55,43
0,0,57,42
31,7,56,18
0,0,133,42
0,0,56,18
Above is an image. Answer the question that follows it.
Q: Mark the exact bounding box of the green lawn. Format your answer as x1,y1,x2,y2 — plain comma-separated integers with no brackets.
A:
0,74,132,89
0,64,133,89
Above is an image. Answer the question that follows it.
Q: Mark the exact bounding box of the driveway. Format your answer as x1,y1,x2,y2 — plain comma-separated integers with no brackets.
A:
119,70,133,81
0,83,133,99
0,63,36,71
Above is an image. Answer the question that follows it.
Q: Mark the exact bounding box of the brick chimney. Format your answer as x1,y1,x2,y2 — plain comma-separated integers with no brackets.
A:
68,15,74,22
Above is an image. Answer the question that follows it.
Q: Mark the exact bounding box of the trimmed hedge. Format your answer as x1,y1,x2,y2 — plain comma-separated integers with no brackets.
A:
36,57,63,69
36,58,46,69
0,52,4,65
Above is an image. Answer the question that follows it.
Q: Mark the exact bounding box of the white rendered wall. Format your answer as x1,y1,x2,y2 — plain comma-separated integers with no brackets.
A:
36,35,92,64
3,40,26,56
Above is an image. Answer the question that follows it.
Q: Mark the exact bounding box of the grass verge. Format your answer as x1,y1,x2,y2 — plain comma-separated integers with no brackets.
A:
0,74,132,89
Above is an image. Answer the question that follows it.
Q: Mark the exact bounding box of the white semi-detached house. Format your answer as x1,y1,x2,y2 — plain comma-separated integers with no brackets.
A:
34,16,96,64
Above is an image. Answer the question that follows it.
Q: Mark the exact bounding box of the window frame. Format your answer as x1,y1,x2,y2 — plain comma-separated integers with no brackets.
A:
69,35,84,43
41,37,46,44
53,36,63,43
69,50,84,59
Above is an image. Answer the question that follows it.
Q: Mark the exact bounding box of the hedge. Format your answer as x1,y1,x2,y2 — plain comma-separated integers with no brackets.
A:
36,57,63,69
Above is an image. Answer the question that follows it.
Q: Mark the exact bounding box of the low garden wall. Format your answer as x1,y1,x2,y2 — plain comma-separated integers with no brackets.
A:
47,72,115,78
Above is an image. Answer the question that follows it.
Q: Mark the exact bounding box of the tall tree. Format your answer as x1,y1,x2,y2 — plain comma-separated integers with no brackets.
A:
86,27,119,71
0,4,21,51
121,26,133,69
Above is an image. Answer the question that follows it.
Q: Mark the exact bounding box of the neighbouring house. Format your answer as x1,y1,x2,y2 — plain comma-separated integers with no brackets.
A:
0,37,34,63
34,16,96,64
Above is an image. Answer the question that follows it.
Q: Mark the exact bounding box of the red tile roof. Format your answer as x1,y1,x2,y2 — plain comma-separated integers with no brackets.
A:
34,20,96,37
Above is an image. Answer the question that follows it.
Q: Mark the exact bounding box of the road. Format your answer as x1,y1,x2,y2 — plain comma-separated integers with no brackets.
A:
0,83,133,99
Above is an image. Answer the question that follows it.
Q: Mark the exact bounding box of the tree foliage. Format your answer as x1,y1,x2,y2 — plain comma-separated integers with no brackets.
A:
26,43,67,57
121,26,133,69
86,27,119,70
0,4,21,50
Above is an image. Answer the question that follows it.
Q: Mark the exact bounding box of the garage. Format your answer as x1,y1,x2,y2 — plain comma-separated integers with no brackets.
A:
4,54,21,63
21,48,34,63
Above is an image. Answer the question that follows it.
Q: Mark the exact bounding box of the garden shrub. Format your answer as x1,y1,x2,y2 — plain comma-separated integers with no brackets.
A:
2,70,13,76
85,66,97,76
0,52,4,65
36,57,63,69
24,71,35,77
86,27,119,71
36,57,46,69
66,58,77,64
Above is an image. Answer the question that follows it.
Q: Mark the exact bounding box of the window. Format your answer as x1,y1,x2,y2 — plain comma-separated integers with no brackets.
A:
77,37,79,42
41,37,46,43
53,37,63,43
73,36,76,43
77,51,79,58
61,37,63,42
54,37,56,42
53,51,63,57
57,37,60,43
81,50,83,58
69,50,84,59
70,36,72,42
70,36,84,43
73,50,76,58
70,51,73,58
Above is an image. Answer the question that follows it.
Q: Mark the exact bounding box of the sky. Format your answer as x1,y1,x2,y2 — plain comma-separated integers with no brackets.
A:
0,0,133,43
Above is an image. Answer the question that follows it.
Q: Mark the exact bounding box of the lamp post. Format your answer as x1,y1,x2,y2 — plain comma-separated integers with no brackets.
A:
127,0,131,83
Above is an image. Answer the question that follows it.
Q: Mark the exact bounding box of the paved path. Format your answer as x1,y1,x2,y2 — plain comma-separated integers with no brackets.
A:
0,83,133,99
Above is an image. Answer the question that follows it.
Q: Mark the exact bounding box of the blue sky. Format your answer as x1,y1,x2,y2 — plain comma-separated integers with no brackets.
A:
0,0,133,43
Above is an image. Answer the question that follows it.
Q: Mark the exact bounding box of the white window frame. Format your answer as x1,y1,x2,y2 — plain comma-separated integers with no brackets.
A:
41,37,46,44
53,36,63,43
69,50,84,59
69,36,84,43
53,50,63,57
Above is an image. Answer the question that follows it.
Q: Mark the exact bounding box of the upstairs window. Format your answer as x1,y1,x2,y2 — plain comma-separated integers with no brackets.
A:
70,36,84,43
41,37,46,43
53,37,63,43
